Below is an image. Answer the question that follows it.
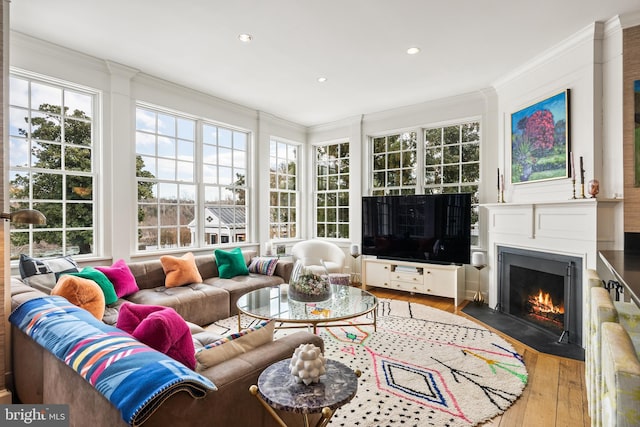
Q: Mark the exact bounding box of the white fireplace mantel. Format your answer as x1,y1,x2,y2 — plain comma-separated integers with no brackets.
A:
482,198,622,308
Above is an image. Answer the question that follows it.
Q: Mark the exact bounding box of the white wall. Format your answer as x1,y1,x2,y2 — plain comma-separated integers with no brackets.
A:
494,23,607,204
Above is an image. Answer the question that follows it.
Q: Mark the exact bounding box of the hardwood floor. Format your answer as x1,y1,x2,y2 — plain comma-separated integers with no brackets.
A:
367,287,590,427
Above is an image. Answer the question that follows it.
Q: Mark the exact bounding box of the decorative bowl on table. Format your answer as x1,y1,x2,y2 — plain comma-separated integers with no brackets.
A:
288,261,332,302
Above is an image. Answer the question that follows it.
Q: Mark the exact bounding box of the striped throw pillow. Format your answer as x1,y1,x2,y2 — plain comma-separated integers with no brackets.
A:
247,257,278,276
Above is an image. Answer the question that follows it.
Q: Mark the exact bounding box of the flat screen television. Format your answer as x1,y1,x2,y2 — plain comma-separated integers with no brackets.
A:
362,193,471,265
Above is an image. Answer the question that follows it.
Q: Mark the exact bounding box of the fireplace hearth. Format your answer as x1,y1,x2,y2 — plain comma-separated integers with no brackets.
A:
497,246,583,346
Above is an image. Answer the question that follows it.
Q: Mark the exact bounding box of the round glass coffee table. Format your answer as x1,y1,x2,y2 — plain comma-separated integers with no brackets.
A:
236,284,378,333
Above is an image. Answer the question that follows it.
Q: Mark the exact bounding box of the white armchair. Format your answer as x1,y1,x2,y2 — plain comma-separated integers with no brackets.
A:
291,240,346,275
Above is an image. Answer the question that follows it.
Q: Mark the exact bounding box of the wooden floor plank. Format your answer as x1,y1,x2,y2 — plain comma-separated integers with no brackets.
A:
366,287,590,427
556,358,588,426
493,349,537,427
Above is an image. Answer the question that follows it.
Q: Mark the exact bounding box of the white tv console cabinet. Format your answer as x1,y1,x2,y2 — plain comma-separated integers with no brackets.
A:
362,258,466,307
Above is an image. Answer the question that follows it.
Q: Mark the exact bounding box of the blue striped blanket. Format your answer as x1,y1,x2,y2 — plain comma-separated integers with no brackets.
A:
9,296,217,426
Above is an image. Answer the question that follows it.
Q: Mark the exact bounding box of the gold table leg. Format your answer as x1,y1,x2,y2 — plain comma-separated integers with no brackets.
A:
249,385,288,427
250,387,338,427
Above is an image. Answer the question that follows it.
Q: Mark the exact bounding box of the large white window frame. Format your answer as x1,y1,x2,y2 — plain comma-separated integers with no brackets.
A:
269,138,300,240
135,104,250,252
8,71,100,260
371,132,418,195
424,121,480,245
313,140,350,239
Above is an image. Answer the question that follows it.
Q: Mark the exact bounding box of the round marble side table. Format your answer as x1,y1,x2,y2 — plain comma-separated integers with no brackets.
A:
249,358,360,427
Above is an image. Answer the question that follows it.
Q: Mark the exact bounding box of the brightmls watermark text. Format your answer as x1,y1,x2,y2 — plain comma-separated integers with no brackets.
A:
0,405,68,426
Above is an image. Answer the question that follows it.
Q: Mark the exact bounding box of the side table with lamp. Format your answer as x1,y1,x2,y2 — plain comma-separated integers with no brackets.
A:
471,251,487,306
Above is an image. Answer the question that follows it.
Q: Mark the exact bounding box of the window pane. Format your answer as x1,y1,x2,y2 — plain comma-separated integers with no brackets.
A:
424,128,441,147
32,231,63,257
462,143,479,162
157,113,176,136
462,163,480,183
65,146,92,172
443,126,459,144
136,132,155,155
178,118,194,140
425,166,441,184
442,165,459,183
10,77,29,108
33,141,62,169
388,152,400,169
178,140,194,161
32,173,62,199
219,128,232,148
10,138,29,168
10,107,29,137
422,121,481,245
157,136,176,157
270,140,300,239
136,109,155,132
462,122,480,142
32,82,62,110
387,170,400,186
66,203,93,227
65,91,93,119
443,145,460,164
67,176,93,200
64,118,92,145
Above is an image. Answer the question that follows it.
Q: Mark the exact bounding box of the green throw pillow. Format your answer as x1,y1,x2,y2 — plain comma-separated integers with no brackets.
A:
66,266,118,305
214,248,249,279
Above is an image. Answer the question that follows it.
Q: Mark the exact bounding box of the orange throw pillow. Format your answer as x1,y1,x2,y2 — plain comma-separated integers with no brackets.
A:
51,275,106,320
160,252,203,288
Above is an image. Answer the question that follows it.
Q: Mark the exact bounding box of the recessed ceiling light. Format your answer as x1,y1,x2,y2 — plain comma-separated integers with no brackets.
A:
406,47,421,55
317,77,327,83
238,33,253,43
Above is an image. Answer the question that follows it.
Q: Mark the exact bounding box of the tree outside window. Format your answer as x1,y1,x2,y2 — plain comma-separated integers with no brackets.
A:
315,142,350,238
9,75,97,259
424,121,480,245
370,122,480,246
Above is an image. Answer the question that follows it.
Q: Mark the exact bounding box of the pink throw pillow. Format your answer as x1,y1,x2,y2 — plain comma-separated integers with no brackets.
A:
116,303,196,370
95,259,139,298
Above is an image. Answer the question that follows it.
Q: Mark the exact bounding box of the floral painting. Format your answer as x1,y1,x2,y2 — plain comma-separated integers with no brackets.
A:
511,90,570,183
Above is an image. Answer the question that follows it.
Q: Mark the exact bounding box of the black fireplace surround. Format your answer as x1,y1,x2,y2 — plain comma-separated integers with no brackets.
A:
497,246,583,346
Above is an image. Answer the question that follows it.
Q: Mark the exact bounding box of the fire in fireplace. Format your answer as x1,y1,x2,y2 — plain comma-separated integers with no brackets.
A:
527,289,564,329
498,246,582,346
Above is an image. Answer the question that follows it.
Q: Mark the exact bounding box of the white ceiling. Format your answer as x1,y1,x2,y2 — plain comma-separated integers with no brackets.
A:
9,1,640,127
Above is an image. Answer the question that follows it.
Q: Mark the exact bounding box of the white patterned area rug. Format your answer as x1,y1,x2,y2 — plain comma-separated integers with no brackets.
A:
209,299,528,427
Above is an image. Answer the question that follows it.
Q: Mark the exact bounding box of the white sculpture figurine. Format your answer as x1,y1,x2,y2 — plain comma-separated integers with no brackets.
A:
289,343,326,385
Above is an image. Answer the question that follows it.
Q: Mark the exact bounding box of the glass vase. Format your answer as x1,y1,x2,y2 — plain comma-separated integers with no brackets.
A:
288,260,332,302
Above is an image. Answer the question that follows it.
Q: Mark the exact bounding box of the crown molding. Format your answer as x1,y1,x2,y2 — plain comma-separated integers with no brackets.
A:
493,23,598,90
619,11,640,29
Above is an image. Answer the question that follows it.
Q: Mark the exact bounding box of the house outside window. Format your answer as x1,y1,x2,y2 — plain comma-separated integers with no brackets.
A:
135,106,248,251
269,138,299,240
369,121,480,246
314,141,350,239
8,73,98,259
200,124,248,247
